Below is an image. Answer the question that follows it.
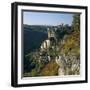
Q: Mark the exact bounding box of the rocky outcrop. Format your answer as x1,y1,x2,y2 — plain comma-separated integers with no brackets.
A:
55,54,80,75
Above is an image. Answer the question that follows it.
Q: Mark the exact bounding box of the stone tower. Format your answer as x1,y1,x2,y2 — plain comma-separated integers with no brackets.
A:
47,28,55,39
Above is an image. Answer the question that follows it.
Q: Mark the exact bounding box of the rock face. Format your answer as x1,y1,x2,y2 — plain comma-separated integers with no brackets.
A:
58,68,65,75
65,53,80,75
55,55,66,75
55,54,80,75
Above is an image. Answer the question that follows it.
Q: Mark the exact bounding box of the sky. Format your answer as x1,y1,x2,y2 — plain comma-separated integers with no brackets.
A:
23,11,74,26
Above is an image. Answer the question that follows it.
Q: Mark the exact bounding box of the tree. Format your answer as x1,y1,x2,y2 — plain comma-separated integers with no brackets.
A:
72,14,80,31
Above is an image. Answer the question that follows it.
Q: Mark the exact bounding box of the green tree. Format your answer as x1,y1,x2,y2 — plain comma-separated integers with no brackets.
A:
72,14,80,31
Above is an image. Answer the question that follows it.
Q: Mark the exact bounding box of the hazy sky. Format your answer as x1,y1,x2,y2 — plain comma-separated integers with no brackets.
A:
23,11,74,26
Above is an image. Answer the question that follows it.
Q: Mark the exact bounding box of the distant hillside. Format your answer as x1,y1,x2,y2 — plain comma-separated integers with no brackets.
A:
24,24,52,33
24,25,48,54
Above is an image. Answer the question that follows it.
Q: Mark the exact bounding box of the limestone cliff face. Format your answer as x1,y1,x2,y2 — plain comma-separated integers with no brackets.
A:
55,56,66,75
56,31,80,75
